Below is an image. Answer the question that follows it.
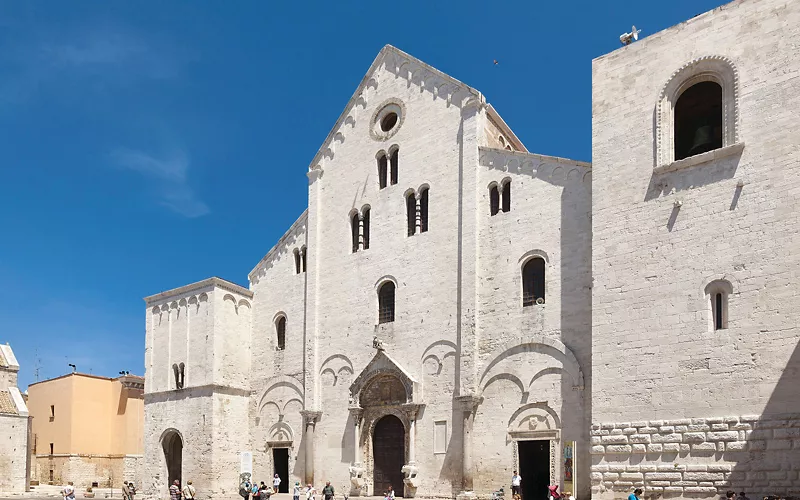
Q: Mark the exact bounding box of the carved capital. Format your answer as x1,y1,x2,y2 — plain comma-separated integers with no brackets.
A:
455,394,484,414
349,406,364,424
307,166,324,184
300,410,322,427
401,403,424,421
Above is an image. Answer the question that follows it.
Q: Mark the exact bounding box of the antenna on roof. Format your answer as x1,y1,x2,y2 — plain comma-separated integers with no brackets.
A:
33,347,41,382
68,363,76,373
620,25,641,45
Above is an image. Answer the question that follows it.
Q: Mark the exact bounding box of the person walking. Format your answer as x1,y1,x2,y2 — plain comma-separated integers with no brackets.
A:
273,474,282,494
183,481,196,500
293,482,302,500
251,482,259,500
322,482,334,500
511,471,522,499
122,482,131,500
305,484,316,500
170,480,182,500
628,488,642,500
62,482,75,500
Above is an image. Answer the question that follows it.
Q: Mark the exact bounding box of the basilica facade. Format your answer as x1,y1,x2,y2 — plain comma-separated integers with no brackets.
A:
141,1,800,499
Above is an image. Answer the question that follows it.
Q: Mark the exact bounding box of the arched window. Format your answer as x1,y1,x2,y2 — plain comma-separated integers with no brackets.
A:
178,363,185,388
501,180,511,213
419,188,429,233
362,208,371,250
378,153,388,190
300,246,307,273
489,185,500,216
390,148,399,186
172,364,180,389
276,316,286,350
674,81,723,161
406,192,417,236
705,279,732,331
522,257,546,307
293,249,301,274
378,282,395,324
351,212,360,253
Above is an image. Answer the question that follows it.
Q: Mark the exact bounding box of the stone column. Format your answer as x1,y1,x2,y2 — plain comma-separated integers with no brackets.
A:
456,395,483,496
350,407,363,464
300,411,322,485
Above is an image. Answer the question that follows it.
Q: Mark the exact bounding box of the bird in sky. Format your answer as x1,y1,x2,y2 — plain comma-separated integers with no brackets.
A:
493,59,499,65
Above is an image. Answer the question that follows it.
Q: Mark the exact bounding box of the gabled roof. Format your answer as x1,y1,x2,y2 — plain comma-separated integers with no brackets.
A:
305,45,485,174
0,344,19,371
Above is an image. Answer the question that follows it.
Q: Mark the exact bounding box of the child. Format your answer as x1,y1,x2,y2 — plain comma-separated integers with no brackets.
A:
293,482,302,500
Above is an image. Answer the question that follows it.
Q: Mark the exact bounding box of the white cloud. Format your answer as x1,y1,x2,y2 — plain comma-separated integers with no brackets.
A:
111,148,210,218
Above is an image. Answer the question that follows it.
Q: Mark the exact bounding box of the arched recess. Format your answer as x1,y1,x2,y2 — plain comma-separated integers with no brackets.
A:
257,375,305,415
656,55,739,167
160,428,183,487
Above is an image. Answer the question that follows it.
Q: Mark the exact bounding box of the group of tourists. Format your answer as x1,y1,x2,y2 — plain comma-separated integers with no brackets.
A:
169,480,196,500
508,471,573,500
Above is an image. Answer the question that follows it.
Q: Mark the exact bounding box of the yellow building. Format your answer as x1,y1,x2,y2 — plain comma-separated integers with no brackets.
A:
27,372,144,488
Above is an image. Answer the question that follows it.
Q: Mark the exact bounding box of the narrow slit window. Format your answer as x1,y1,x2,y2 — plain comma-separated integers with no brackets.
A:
715,293,723,330
351,213,360,253
294,249,301,274
178,363,185,389
50,405,55,418
301,247,307,273
489,186,500,216
276,316,286,350
362,208,370,250
522,257,546,307
419,188,429,233
406,193,417,236
172,364,180,389
390,149,399,185
50,443,54,455
378,154,388,190
378,282,396,324
501,181,511,213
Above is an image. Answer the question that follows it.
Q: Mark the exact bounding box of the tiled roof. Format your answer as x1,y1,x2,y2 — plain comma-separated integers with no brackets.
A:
0,390,19,415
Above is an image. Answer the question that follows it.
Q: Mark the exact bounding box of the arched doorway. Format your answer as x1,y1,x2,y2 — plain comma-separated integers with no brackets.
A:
162,431,183,487
372,415,405,497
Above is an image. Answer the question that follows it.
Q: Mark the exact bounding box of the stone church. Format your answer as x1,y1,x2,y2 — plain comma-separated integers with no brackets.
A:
141,1,800,499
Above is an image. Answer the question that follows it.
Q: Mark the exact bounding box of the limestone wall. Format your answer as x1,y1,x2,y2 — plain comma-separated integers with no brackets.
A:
31,454,141,489
591,0,800,497
0,413,28,493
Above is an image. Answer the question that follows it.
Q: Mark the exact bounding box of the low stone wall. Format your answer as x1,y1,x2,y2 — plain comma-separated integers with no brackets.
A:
590,414,800,498
33,455,142,490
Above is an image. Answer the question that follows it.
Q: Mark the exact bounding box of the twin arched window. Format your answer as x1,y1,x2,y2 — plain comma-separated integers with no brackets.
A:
293,247,307,274
378,148,399,189
378,281,396,324
351,207,371,252
172,363,185,389
276,315,286,350
489,180,511,216
522,257,546,306
406,187,429,236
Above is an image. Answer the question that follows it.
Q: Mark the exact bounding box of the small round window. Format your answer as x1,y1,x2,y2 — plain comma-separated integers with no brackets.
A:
370,100,405,141
380,112,398,132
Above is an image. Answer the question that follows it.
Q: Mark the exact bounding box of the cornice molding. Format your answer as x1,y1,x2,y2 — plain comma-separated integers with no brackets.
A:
144,277,252,306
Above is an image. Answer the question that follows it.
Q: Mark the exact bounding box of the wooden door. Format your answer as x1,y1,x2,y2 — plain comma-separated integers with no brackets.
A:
372,415,405,497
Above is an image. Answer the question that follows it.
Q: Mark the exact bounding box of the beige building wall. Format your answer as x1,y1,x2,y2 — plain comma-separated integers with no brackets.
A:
28,373,144,488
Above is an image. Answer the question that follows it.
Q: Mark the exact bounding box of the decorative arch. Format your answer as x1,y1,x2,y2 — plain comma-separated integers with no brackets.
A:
258,375,304,414
479,336,585,390
268,421,295,442
507,402,562,431
518,249,550,265
374,274,399,292
656,55,740,167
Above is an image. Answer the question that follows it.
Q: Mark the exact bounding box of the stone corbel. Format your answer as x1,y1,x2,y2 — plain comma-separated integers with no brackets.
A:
455,394,484,414
300,410,322,426
349,463,366,491
401,463,420,495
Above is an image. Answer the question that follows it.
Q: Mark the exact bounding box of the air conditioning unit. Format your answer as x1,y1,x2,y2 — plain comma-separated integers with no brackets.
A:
536,298,545,305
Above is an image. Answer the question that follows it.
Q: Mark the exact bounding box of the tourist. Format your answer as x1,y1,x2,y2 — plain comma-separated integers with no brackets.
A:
123,481,131,500
628,488,642,500
305,483,316,500
63,482,75,500
563,491,575,500
183,480,196,500
129,482,137,500
385,485,395,500
251,481,259,500
293,482,302,500
727,492,736,500
738,493,750,500
322,481,334,500
548,484,561,500
170,480,182,500
273,474,282,494
511,471,522,499
260,483,271,500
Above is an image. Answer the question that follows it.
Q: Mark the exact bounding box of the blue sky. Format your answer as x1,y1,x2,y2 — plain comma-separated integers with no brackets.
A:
0,0,727,389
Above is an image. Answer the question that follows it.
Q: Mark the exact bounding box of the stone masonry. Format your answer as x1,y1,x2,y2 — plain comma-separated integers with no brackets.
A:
142,1,800,499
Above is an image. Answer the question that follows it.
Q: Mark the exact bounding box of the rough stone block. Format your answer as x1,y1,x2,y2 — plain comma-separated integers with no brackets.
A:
591,429,610,436
711,423,730,431
674,425,689,433
606,445,632,454
620,473,643,481
591,436,602,445
649,481,672,487
591,445,605,454
684,487,719,494
647,444,663,453
731,423,752,431
649,420,664,427
663,443,681,452
591,472,603,483
725,441,748,451
652,433,683,443
707,431,739,441
685,465,707,472
774,428,800,439
631,421,648,428
692,442,717,451
622,427,637,435
591,465,608,472
687,424,710,432
603,472,619,481
607,465,627,472
663,487,683,495
767,471,787,480
659,426,675,434
740,415,760,422
646,473,682,481
631,444,646,454
683,432,706,443
639,465,657,472
666,419,692,426
684,472,724,481
748,429,771,440
639,426,658,434
610,428,624,436
706,464,731,472
767,439,792,450
629,434,651,444
601,434,629,444
679,443,690,453
673,481,698,487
